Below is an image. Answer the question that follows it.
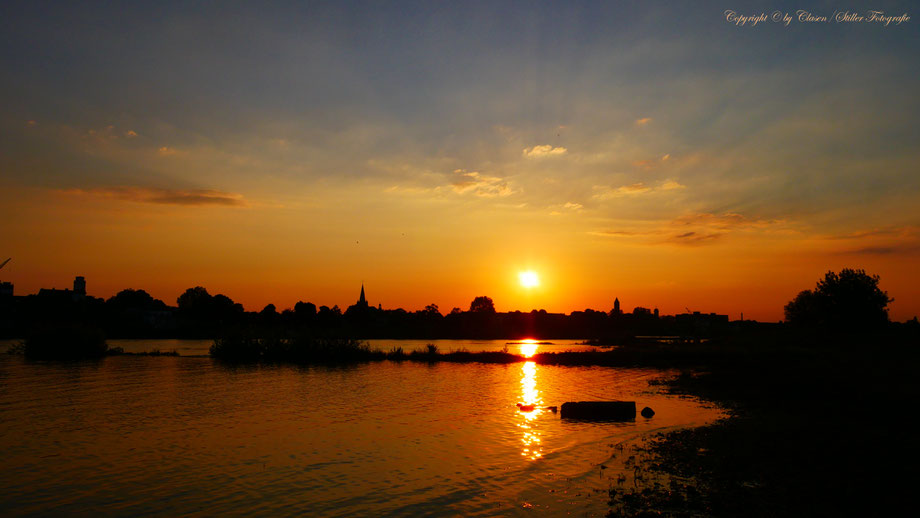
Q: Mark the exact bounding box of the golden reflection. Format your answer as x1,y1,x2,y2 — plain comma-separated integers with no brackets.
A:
517,360,544,460
518,338,538,358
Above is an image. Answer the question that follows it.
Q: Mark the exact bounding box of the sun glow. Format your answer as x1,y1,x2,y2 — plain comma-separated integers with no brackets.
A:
518,338,538,358
519,271,539,289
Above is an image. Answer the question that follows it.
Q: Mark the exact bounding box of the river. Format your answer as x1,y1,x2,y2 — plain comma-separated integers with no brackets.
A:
0,339,722,516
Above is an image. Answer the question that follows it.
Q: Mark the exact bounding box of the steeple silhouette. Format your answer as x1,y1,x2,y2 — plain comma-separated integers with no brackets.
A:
358,284,367,308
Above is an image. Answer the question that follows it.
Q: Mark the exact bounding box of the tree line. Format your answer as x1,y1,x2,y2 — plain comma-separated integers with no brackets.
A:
1,268,912,341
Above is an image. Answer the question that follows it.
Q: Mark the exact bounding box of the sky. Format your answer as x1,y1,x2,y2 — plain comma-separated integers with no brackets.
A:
1,1,918,321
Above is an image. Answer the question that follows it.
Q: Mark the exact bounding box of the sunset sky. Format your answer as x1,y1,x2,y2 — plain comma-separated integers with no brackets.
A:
1,1,918,321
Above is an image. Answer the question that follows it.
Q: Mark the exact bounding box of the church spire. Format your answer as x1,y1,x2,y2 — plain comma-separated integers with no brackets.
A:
358,284,367,306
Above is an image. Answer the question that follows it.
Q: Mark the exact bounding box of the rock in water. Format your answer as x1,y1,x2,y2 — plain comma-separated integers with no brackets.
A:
641,406,655,418
560,401,636,420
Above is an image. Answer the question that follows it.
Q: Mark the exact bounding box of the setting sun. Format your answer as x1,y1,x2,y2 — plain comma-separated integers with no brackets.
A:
519,271,540,289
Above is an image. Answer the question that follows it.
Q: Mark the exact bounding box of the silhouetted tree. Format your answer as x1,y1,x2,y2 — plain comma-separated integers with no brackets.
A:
106,289,167,311
177,286,212,314
785,269,892,331
212,294,244,316
176,286,244,336
294,301,317,318
469,296,495,313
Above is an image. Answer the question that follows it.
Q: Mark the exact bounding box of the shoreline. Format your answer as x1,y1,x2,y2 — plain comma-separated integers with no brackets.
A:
607,342,919,516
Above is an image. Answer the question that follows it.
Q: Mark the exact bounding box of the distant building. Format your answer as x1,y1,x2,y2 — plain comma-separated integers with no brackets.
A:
38,276,88,302
612,297,621,315
0,282,12,297
74,276,86,295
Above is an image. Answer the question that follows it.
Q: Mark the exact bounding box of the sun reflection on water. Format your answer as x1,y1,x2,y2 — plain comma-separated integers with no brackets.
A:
518,361,544,460
518,338,538,358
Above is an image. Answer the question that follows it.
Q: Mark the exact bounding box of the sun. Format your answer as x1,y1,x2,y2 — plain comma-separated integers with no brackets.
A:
519,271,540,289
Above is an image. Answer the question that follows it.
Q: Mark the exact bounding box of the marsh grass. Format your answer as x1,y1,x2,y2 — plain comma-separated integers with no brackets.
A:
107,347,180,356
211,334,381,364
207,338,781,368
20,323,108,360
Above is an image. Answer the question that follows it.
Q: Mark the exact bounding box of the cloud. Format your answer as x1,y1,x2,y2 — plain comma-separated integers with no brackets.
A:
659,180,683,190
549,201,584,215
633,154,671,170
64,186,247,207
384,185,437,195
635,117,653,126
450,169,514,197
826,226,918,240
668,231,722,245
125,130,138,138
672,212,774,230
838,244,920,255
157,146,180,156
589,230,643,237
591,209,785,248
593,179,685,200
522,145,567,158
826,226,920,256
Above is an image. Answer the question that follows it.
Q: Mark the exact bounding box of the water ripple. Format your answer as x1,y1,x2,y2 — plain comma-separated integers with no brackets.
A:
0,352,722,516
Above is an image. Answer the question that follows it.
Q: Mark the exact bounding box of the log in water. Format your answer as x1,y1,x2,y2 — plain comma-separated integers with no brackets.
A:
560,400,637,420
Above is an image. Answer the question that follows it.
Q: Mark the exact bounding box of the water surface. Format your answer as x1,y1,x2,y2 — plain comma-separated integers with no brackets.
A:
0,343,721,516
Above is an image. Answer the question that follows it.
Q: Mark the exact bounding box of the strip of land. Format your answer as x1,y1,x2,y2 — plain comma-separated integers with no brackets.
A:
606,340,918,517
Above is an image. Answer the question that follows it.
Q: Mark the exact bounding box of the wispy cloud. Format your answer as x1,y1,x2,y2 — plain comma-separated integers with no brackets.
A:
590,210,787,247
450,169,514,197
63,186,247,207
837,244,920,255
593,179,686,200
672,212,777,230
826,226,918,240
667,231,722,245
633,154,671,170
825,226,920,256
522,145,567,158
549,201,584,215
635,117,653,126
589,230,642,237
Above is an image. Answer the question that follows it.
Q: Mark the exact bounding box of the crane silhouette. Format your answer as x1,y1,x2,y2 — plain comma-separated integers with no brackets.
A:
0,258,10,271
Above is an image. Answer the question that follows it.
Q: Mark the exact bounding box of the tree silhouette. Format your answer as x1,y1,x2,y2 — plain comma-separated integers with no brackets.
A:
177,286,211,312
106,289,167,311
294,301,316,318
469,296,495,313
785,268,892,331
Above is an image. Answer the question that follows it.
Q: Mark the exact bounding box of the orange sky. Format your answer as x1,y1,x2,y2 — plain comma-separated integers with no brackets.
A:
2,180,917,321
1,3,918,321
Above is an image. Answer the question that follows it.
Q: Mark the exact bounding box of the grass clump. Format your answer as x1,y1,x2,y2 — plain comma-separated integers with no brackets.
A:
210,332,379,365
20,323,108,360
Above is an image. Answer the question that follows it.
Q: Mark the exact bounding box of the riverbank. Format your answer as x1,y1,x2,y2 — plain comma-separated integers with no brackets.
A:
606,341,919,517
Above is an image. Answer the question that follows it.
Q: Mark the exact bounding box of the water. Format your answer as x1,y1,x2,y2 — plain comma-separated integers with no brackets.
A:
94,338,599,357
0,341,722,516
